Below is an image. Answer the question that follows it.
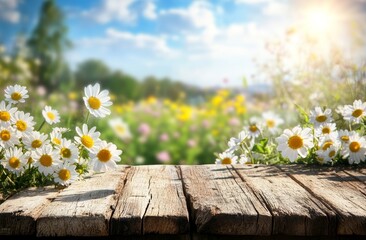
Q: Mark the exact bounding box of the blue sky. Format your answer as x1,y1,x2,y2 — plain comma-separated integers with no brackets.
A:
1,0,365,87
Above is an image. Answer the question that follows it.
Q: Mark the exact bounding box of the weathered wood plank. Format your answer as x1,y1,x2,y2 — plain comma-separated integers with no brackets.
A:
180,165,272,236
111,165,189,235
280,165,366,235
343,168,366,186
36,166,130,237
234,165,336,236
0,187,60,235
143,166,189,234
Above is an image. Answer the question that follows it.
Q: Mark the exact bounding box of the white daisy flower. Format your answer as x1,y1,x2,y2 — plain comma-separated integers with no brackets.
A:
57,139,79,163
2,147,27,175
23,131,49,150
316,145,338,164
245,123,261,139
0,126,20,148
226,130,248,152
75,124,101,152
50,129,63,146
89,141,122,172
33,145,61,175
0,100,17,127
215,151,238,164
53,164,78,186
11,111,35,136
262,111,284,134
4,85,29,104
340,100,366,124
52,127,70,134
309,107,333,126
338,129,353,145
317,134,341,152
24,150,35,166
42,106,60,125
341,133,366,164
108,117,132,140
239,154,251,164
314,123,337,137
83,83,112,118
276,126,314,162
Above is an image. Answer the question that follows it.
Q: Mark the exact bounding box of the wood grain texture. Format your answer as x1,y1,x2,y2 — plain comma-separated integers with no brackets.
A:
111,165,189,235
0,187,59,235
180,164,272,236
36,166,130,237
234,165,335,236
280,165,366,235
343,168,366,186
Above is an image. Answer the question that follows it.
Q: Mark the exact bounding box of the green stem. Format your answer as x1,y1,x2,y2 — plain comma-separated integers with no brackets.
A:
37,120,46,131
85,112,90,125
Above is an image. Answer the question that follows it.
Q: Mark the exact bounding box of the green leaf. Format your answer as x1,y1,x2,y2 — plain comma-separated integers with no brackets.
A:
294,103,310,124
252,144,265,154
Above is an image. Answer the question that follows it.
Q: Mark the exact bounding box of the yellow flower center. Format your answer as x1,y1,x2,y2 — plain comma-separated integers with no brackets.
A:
116,126,125,133
61,148,72,158
97,149,112,162
288,135,303,149
266,120,275,128
322,141,333,150
0,130,11,141
329,150,336,158
31,139,42,148
58,169,71,181
11,92,22,101
349,141,361,153
249,125,258,133
9,157,20,169
322,127,330,134
47,112,56,121
221,157,232,164
16,120,27,131
352,109,363,118
315,115,327,123
88,97,101,110
0,111,11,121
53,138,61,145
39,154,53,167
341,136,349,142
81,135,94,148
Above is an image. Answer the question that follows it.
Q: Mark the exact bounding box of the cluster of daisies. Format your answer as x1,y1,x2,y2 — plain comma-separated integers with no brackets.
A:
0,83,122,186
215,111,284,164
216,100,366,165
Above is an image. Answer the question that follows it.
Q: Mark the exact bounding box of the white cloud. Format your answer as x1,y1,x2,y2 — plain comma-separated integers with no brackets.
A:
262,1,288,16
82,0,136,23
143,1,157,20
75,27,176,57
159,1,216,33
235,0,270,4
0,0,21,23
105,28,173,54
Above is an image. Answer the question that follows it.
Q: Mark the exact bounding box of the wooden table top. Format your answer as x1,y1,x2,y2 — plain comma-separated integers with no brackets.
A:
0,164,365,238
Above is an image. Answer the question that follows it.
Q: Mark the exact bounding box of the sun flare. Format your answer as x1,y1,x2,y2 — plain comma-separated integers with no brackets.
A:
304,7,338,36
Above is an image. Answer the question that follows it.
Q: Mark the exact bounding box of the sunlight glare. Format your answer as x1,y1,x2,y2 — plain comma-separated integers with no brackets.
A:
304,7,337,36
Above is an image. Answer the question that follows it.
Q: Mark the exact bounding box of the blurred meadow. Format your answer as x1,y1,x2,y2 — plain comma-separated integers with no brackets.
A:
1,0,366,165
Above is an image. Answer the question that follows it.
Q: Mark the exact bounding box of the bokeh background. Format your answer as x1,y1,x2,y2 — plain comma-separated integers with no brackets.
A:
1,0,366,165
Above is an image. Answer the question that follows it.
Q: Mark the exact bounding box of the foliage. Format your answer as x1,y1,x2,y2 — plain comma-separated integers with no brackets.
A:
99,90,248,165
27,0,72,92
253,26,366,111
